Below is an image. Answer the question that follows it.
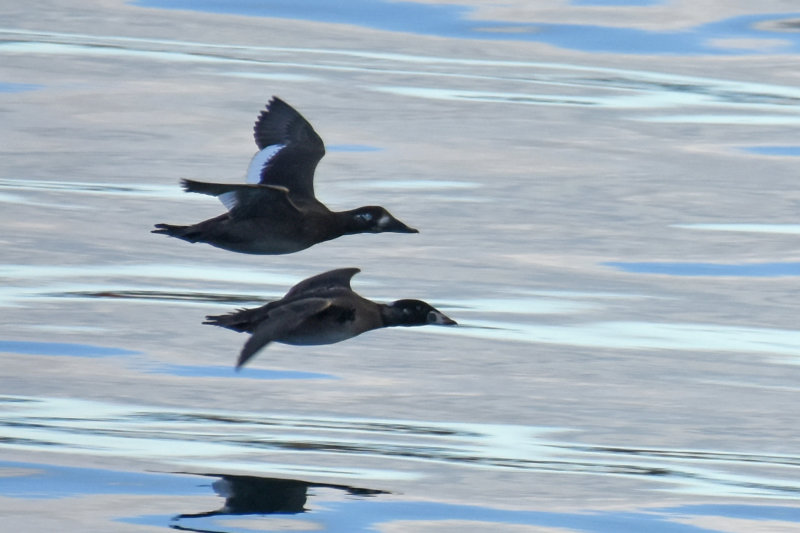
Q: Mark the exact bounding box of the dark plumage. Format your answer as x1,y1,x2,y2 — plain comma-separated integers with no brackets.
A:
152,97,418,254
204,268,457,369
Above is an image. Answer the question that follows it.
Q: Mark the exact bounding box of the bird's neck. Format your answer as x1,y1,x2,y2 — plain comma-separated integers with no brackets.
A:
335,209,369,236
378,303,406,327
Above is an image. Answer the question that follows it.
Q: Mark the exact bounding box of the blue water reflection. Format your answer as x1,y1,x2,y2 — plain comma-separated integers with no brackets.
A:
133,0,800,55
139,497,800,533
674,223,800,235
151,363,334,380
0,460,202,498
5,459,798,532
0,340,138,357
327,144,382,152
7,1,800,530
658,504,800,523
0,82,42,93
573,0,661,5
744,145,800,156
605,261,800,277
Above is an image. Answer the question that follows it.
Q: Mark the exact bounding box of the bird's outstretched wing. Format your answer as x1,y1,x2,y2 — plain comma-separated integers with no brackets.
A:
283,268,361,301
246,96,326,201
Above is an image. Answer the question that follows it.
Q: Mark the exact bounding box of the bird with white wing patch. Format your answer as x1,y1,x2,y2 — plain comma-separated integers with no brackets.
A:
153,97,418,254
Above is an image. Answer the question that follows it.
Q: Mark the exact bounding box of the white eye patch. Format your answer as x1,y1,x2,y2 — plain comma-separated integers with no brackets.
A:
356,212,374,223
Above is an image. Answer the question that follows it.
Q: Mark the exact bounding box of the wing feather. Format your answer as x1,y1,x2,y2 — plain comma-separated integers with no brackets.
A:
237,298,332,369
283,268,361,301
180,179,298,217
251,97,325,200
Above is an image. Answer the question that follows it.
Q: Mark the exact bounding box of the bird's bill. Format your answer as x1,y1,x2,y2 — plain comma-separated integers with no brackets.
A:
381,216,419,233
427,309,457,326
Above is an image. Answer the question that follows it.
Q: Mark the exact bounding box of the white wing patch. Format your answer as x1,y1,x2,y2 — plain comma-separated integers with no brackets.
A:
246,144,285,184
219,191,239,211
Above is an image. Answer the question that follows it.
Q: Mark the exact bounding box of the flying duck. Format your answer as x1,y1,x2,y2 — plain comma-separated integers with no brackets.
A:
204,268,457,369
152,97,418,254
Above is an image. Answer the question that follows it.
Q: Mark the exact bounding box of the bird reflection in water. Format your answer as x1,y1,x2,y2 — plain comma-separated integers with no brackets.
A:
171,472,388,530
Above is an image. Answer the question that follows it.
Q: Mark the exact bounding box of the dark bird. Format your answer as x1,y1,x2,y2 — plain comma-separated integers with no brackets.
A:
204,268,456,369
152,97,418,254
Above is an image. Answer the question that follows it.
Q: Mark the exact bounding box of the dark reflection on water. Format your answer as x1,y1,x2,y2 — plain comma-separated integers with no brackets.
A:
172,472,387,522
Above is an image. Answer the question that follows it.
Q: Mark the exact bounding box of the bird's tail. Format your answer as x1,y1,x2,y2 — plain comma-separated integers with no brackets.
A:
152,223,200,242
203,308,258,333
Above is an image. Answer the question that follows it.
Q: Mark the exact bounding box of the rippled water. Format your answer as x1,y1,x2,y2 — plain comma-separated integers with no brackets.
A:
3,1,800,531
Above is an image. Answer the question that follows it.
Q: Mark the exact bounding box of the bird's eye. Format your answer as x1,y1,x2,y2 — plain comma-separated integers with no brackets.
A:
357,212,373,222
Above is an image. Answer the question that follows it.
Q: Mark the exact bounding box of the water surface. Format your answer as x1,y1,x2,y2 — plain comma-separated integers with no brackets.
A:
2,0,800,531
